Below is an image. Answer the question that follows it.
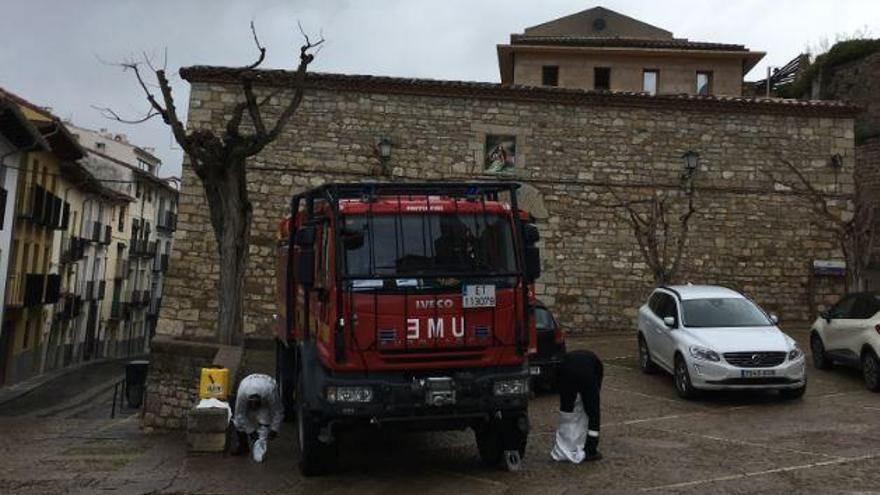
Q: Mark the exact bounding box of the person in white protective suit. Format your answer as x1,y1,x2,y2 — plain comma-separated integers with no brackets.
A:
550,350,604,464
231,374,284,461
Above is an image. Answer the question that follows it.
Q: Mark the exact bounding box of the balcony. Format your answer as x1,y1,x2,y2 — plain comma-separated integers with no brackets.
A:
157,211,178,232
44,274,61,304
114,259,129,280
23,273,45,307
148,296,162,317
153,253,169,272
110,299,131,320
90,221,102,243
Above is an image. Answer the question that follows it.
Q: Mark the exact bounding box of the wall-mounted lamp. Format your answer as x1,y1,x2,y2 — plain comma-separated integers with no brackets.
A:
829,153,843,169
375,138,392,174
682,150,700,174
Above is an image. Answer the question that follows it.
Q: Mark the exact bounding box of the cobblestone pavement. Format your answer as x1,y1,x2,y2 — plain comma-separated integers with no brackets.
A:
1,329,879,494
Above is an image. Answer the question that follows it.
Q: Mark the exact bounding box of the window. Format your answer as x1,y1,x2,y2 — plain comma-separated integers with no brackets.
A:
830,295,858,319
542,66,559,87
594,67,611,90
696,71,713,96
95,142,106,151
650,292,679,326
118,205,126,231
535,307,556,331
682,298,771,328
642,69,659,96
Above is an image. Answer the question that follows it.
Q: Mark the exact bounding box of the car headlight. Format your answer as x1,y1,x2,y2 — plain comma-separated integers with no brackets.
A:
493,379,529,396
689,346,721,362
325,386,373,403
788,347,803,361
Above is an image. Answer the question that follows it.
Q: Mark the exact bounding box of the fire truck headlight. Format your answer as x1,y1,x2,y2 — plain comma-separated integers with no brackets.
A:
325,386,373,403
493,379,529,396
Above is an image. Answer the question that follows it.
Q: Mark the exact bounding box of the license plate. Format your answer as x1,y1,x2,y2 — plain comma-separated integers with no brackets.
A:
741,369,776,378
530,366,541,376
462,285,496,308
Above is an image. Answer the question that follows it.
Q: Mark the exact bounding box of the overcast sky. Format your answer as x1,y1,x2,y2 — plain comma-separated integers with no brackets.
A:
1,0,877,178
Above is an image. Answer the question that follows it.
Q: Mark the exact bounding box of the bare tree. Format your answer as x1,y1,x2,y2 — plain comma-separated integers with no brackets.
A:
103,24,323,344
766,157,877,292
597,169,697,285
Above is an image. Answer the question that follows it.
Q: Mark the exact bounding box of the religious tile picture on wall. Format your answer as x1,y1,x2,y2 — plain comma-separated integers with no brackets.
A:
484,134,516,173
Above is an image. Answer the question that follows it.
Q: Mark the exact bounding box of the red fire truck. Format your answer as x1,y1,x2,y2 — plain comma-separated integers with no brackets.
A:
275,182,541,475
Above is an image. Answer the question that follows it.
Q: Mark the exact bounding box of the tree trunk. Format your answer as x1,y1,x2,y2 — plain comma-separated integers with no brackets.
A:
202,159,252,345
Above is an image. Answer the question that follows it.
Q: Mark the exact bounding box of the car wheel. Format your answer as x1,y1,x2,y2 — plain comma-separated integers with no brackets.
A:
674,354,699,400
810,333,832,370
638,335,659,374
862,350,880,392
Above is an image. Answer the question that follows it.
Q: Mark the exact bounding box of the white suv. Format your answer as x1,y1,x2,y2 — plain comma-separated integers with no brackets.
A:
637,285,806,399
809,292,880,391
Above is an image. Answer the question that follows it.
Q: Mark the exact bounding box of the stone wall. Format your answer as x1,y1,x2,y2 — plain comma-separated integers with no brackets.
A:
159,69,857,340
823,51,880,141
856,137,880,289
142,338,218,431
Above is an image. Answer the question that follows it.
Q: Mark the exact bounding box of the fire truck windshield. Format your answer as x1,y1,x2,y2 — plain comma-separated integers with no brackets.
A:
342,213,517,284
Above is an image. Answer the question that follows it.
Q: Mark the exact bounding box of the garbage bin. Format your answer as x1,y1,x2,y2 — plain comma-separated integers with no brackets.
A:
125,360,150,408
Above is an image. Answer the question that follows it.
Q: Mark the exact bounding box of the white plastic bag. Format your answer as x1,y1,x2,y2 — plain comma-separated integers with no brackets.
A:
252,426,269,463
550,395,588,464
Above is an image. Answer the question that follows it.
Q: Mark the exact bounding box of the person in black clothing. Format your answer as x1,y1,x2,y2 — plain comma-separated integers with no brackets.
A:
558,350,604,461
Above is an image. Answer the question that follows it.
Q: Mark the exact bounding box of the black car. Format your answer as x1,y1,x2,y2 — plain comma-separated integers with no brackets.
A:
530,301,566,391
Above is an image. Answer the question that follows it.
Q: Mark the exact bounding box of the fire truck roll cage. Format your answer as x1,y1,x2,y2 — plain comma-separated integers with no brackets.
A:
285,182,532,364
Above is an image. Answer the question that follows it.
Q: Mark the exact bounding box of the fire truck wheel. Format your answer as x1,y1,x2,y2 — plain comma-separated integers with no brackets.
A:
296,379,338,476
474,417,527,467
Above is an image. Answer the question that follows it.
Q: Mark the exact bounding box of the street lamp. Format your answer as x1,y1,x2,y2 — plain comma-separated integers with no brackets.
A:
682,150,700,174
375,138,392,174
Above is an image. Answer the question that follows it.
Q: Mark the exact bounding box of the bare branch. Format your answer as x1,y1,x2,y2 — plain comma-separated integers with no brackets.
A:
256,25,324,149
91,105,160,124
238,20,266,70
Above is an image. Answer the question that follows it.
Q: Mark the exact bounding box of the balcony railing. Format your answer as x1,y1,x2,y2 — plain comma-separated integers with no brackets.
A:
90,221,102,243
157,211,178,232
114,259,130,280
153,253,170,272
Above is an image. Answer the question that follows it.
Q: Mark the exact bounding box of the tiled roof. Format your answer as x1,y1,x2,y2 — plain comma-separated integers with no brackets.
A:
509,35,749,52
180,66,861,118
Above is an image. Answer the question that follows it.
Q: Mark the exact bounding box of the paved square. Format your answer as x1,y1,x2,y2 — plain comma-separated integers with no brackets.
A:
1,329,878,494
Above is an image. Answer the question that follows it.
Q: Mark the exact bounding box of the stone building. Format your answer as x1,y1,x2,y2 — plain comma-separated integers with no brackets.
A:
498,6,764,96
156,67,857,343
782,46,880,289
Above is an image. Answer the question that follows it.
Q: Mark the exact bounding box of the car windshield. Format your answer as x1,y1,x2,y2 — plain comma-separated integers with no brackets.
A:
681,298,771,328
342,213,517,284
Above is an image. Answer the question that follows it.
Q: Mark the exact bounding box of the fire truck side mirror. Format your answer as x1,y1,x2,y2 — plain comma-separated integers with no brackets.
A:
524,245,541,282
522,224,540,245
